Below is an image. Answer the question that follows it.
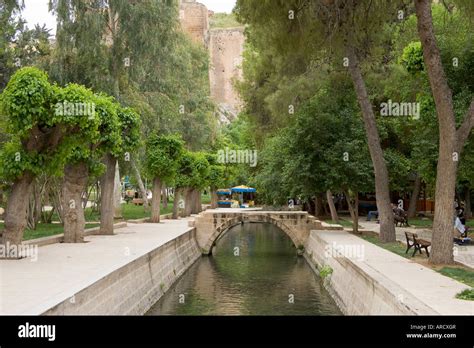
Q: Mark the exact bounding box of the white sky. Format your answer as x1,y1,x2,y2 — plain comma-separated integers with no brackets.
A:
21,0,237,36
199,0,236,13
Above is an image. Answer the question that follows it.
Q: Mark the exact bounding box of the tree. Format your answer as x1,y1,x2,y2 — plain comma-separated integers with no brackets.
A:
50,0,217,221
185,152,210,215
235,0,404,241
415,0,474,264
254,72,373,229
98,101,141,234
57,83,100,243
0,67,96,246
173,151,209,217
0,0,24,90
206,153,226,209
145,134,184,223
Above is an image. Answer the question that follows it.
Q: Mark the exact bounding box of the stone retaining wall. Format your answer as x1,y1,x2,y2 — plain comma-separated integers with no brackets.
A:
43,228,201,315
304,230,437,315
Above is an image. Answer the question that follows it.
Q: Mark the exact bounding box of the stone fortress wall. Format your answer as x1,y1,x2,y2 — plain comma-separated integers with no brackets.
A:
179,0,244,123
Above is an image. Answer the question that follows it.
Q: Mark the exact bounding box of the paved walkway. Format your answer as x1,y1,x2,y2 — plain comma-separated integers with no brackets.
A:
317,230,473,315
0,219,193,315
355,220,474,268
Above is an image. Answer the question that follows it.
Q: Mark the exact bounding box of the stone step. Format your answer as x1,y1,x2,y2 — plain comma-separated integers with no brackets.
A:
321,221,344,230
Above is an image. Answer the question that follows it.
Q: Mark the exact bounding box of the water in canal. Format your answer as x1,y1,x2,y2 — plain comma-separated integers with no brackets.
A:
146,222,341,315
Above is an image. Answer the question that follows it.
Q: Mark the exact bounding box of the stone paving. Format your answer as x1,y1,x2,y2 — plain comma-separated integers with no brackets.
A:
0,219,193,315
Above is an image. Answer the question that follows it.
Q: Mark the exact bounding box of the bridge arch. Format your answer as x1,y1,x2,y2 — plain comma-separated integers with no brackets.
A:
192,210,328,255
200,213,305,255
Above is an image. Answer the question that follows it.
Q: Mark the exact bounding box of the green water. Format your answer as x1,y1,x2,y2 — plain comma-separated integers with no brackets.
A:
146,222,341,315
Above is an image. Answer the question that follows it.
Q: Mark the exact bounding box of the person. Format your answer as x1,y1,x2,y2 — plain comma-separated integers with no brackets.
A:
453,215,469,245
456,202,466,225
367,210,379,221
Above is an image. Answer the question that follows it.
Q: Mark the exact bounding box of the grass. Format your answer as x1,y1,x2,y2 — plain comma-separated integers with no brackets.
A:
360,234,474,300
0,222,99,240
201,192,211,204
407,217,434,228
49,200,176,222
121,203,173,220
324,217,354,228
437,267,474,287
456,289,474,300
0,193,209,240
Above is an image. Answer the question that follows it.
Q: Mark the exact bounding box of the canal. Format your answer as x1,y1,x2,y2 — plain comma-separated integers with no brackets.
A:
146,222,341,315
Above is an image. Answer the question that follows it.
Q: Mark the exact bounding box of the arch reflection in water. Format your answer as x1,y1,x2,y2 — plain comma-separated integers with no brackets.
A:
146,222,341,315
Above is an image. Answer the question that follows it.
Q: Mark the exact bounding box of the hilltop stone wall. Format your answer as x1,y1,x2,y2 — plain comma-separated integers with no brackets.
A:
208,28,245,117
179,0,244,121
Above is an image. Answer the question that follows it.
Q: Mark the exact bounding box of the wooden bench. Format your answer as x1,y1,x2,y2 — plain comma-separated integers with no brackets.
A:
405,231,431,257
132,198,144,206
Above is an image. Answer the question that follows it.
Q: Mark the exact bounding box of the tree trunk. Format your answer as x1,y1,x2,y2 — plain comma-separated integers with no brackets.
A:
345,189,359,234
50,180,64,223
407,174,421,218
314,194,324,217
27,180,41,230
162,185,168,209
416,0,468,264
99,153,116,235
150,177,162,223
131,158,148,209
113,160,122,219
172,188,181,219
347,46,395,242
62,163,89,243
211,186,218,209
184,188,192,216
465,187,472,219
190,189,201,214
197,189,202,212
1,172,35,247
326,190,338,222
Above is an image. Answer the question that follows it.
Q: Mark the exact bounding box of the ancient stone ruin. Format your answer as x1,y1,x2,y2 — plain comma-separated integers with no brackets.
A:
179,0,244,123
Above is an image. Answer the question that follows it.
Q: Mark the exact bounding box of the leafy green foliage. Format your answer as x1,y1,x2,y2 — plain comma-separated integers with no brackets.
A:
209,12,241,29
50,0,216,151
145,133,184,184
1,67,54,136
206,153,226,189
93,93,122,157
175,150,210,190
254,73,373,204
117,106,141,155
400,41,424,74
456,289,474,301
0,0,24,89
0,140,41,180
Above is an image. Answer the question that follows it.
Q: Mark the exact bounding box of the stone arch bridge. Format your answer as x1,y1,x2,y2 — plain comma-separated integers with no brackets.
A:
189,209,331,255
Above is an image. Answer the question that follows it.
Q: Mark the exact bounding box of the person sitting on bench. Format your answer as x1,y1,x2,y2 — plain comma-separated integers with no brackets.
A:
453,216,471,245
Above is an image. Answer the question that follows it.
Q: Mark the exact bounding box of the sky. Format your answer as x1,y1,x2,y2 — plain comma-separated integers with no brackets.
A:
21,0,237,36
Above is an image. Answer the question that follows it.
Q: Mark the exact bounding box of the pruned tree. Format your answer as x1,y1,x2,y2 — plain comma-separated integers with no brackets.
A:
0,67,93,246
205,153,226,209
145,133,184,223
